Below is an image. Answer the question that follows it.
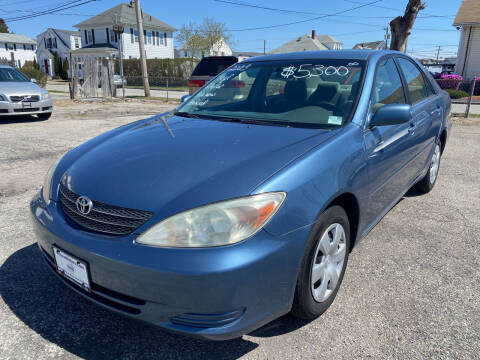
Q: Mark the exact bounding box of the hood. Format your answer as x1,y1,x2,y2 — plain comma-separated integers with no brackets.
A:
0,81,44,96
63,115,336,219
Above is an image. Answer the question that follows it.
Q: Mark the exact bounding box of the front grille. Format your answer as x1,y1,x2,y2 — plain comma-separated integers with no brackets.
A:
14,108,40,113
59,183,153,236
10,95,40,102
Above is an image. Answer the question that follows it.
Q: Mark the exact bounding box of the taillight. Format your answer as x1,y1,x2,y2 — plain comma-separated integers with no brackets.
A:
188,80,205,88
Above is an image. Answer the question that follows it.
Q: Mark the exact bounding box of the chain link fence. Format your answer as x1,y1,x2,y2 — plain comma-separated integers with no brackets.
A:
435,78,479,117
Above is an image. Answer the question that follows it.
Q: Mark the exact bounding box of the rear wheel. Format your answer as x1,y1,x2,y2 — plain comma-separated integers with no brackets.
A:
291,205,350,319
37,112,52,121
415,141,442,194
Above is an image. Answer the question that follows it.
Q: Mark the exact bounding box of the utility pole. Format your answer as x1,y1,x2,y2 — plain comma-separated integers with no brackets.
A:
114,15,125,99
263,40,266,55
133,0,150,97
384,27,390,49
435,45,441,64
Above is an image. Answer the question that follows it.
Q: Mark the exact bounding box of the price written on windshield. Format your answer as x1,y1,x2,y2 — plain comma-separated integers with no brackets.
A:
280,64,350,79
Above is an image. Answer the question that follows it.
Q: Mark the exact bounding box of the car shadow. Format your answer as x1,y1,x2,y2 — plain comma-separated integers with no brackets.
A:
0,244,259,360
0,115,41,124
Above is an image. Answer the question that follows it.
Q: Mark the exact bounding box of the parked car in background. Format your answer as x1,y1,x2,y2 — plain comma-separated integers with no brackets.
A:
31,50,451,341
0,65,53,120
188,56,238,95
113,74,127,88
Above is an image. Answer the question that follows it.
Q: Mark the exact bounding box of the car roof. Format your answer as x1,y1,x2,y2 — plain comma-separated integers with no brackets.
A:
242,49,402,63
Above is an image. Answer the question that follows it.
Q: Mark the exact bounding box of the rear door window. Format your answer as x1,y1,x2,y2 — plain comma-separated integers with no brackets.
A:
397,58,432,104
192,57,238,77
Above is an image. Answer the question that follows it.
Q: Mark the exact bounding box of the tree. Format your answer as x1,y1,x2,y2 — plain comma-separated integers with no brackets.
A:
0,18,8,33
200,18,231,56
62,58,69,79
32,57,39,70
390,0,425,52
175,22,207,65
54,52,60,78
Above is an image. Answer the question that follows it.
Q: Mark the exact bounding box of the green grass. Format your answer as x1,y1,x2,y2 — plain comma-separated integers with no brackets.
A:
126,85,188,92
48,90,69,94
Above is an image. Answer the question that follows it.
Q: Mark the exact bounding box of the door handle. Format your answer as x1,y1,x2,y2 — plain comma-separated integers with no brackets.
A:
408,123,416,134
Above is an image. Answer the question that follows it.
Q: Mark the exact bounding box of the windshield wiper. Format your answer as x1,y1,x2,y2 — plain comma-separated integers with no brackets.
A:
173,111,202,119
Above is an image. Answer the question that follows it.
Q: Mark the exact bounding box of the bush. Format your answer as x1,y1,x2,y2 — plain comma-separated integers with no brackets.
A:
20,64,48,88
445,89,469,99
115,58,198,80
440,74,462,80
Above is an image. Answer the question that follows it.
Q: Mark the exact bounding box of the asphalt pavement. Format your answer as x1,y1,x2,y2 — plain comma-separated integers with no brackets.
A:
0,105,479,359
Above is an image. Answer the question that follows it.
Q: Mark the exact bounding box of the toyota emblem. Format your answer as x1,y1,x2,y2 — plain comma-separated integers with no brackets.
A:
76,196,93,215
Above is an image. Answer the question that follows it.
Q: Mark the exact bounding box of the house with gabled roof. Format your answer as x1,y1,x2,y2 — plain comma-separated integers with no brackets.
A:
454,0,480,78
73,3,176,60
352,40,386,50
37,28,82,78
0,33,37,68
269,30,343,54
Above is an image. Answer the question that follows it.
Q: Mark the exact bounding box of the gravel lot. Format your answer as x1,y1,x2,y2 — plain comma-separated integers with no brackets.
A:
1,102,479,360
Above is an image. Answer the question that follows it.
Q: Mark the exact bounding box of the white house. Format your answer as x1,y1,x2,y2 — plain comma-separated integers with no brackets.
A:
36,28,82,78
178,37,233,59
269,31,343,54
0,33,37,68
454,0,480,79
73,3,176,60
352,40,386,50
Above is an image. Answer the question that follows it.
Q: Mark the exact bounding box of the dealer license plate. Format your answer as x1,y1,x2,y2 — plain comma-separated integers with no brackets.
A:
53,247,91,292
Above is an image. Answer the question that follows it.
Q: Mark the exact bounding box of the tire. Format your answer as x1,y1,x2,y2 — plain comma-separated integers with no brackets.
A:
37,112,52,121
291,205,350,320
415,140,442,194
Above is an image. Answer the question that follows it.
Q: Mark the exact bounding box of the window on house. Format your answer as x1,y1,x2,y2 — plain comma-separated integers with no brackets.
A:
130,28,134,44
147,31,152,44
134,29,139,43
110,29,117,42
143,30,147,44
84,30,88,45
74,37,80,49
160,34,163,45
31,44,35,50
87,31,93,44
164,32,167,46
13,44,16,51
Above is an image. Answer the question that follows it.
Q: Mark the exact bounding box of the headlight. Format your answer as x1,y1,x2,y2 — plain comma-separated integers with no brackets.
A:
42,157,62,205
136,192,286,248
41,92,51,100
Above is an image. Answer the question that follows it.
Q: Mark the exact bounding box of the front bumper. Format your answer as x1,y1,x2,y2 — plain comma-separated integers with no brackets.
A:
0,98,53,116
30,191,309,340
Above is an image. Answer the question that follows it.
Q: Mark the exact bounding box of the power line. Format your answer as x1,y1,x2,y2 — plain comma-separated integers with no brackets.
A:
3,0,98,22
223,0,384,32
214,0,454,19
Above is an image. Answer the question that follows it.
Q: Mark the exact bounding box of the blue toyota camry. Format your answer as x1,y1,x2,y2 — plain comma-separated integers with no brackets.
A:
31,50,451,340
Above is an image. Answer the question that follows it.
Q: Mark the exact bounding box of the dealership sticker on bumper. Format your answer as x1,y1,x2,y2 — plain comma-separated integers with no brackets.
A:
53,247,91,292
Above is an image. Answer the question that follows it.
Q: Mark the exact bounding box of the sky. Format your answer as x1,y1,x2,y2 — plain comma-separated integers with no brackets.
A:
1,0,462,59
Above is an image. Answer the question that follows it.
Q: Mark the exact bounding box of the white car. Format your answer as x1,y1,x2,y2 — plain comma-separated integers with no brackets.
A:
0,65,53,120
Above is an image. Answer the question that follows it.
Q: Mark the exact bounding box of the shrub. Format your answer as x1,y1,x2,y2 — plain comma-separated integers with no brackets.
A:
20,64,47,88
440,74,463,80
445,89,469,99
115,58,198,80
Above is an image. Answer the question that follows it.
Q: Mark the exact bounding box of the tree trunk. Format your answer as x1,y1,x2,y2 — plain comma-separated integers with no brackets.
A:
390,0,425,52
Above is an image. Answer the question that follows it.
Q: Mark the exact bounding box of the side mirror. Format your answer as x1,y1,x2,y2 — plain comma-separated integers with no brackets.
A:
181,94,191,103
370,104,412,127
30,78,37,83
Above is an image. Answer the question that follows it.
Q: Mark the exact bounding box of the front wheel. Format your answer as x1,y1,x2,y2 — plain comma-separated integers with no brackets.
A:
415,141,442,194
291,205,350,320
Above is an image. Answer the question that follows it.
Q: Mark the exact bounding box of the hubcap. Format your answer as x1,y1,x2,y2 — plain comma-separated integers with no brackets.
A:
311,223,347,303
429,144,441,184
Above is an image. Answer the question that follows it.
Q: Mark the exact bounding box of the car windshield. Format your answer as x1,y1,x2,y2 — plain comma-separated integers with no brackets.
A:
0,67,29,82
179,59,365,128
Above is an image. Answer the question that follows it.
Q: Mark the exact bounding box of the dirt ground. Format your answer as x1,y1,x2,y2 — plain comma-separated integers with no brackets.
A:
1,103,479,359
